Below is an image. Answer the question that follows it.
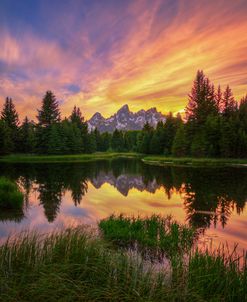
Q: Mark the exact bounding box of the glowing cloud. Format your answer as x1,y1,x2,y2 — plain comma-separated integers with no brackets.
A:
0,0,247,120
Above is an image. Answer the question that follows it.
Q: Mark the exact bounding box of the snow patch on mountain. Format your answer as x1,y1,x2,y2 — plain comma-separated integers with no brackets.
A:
88,104,166,132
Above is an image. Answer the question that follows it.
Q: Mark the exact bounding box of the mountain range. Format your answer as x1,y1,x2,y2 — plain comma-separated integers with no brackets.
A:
87,104,166,132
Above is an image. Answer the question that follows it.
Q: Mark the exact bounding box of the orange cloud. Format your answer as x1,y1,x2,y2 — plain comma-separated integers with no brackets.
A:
0,0,247,120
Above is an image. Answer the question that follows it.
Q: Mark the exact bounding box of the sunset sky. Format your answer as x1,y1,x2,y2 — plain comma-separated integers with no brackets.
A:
1,0,247,120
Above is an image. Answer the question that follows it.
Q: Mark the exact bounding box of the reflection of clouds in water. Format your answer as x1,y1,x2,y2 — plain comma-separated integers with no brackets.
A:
0,161,247,252
62,205,89,218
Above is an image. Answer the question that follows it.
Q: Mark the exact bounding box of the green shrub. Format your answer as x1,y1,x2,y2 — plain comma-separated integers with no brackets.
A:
0,177,24,209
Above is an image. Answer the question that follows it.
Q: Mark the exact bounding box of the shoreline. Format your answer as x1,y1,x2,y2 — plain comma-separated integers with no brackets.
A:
1,152,247,167
142,156,247,167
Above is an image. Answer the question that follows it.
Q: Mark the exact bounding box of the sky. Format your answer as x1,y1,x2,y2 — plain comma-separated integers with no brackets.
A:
1,0,247,121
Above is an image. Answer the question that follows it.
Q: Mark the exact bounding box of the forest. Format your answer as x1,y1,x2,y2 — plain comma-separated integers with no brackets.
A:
1,70,247,158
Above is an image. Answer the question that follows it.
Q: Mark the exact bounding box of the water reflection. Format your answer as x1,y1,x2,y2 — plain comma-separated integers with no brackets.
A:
0,160,247,234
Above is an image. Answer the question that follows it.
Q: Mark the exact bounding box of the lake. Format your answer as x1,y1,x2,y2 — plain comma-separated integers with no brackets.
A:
0,159,247,252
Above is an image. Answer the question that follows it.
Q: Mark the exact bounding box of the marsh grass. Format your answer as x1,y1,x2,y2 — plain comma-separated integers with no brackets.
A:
187,246,247,301
0,227,171,302
0,225,246,301
0,177,24,209
99,214,196,261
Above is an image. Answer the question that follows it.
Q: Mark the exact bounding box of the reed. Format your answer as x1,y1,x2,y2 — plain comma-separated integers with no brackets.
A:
0,221,246,301
99,214,196,259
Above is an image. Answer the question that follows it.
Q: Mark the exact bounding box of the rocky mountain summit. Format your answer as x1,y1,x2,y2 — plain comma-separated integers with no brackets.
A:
88,104,166,132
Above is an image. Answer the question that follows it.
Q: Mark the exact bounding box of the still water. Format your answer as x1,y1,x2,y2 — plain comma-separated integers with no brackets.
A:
0,159,247,251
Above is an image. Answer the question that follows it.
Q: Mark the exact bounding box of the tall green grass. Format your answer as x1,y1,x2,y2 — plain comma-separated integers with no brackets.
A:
0,227,171,302
0,227,247,302
0,177,23,209
0,226,246,301
187,247,247,301
99,214,196,260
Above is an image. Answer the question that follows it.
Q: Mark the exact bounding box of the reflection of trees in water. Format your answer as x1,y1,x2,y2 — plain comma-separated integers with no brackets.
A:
180,168,247,229
129,164,247,230
0,163,91,223
0,208,25,223
0,160,247,228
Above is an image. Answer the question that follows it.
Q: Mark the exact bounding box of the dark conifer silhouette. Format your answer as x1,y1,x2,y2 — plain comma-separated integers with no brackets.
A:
37,91,60,126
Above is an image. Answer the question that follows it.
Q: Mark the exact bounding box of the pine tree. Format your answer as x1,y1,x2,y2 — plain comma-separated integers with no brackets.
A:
70,106,84,126
150,131,162,154
94,128,102,151
48,123,62,154
163,113,182,155
100,132,111,151
185,70,217,124
1,97,19,130
215,85,223,112
1,97,19,151
172,125,187,157
204,115,221,157
111,129,124,151
37,91,60,126
124,131,138,152
87,131,97,153
19,117,36,153
222,85,237,117
0,120,13,154
239,95,247,131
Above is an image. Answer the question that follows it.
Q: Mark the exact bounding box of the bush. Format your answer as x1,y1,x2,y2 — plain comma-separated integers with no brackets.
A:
0,177,23,209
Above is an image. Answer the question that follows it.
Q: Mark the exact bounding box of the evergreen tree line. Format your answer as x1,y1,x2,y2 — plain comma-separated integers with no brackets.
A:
1,70,247,157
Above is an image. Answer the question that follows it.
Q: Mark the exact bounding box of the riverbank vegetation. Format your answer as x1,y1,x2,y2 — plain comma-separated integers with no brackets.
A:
99,214,196,260
0,220,246,301
0,152,140,163
0,177,23,209
142,156,247,167
1,71,247,159
2,152,247,166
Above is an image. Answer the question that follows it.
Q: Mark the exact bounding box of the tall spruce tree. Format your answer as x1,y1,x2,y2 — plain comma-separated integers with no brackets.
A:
1,97,19,151
0,120,13,154
222,85,237,117
37,91,60,126
185,70,217,124
70,106,84,126
215,85,223,112
239,95,247,131
1,97,19,130
19,117,36,153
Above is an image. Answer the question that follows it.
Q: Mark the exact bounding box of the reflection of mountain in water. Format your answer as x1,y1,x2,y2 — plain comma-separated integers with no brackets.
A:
0,159,247,230
91,172,160,196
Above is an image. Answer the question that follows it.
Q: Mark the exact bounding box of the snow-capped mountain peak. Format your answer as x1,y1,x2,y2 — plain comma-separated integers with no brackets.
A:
88,104,166,132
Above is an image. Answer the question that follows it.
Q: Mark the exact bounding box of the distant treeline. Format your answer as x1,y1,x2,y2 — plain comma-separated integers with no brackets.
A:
1,70,247,157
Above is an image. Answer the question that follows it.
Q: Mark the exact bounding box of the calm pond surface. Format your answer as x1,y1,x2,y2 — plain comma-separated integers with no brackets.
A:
0,159,247,251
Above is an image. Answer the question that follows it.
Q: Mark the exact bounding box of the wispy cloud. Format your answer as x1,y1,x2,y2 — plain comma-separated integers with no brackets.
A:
0,0,247,120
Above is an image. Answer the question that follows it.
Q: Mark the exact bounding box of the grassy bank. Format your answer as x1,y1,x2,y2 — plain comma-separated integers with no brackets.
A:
142,155,247,167
1,152,247,167
0,152,140,163
0,217,246,301
0,177,23,209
